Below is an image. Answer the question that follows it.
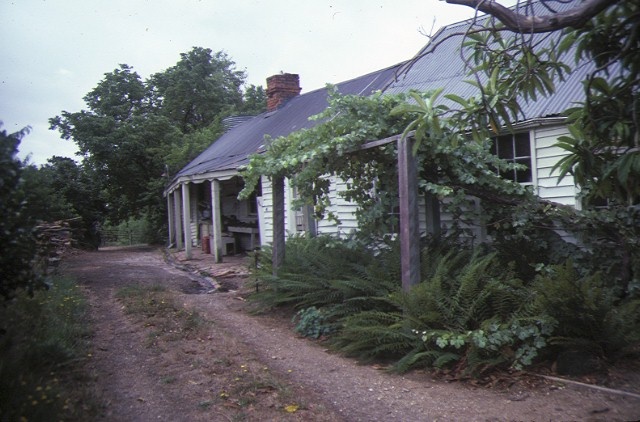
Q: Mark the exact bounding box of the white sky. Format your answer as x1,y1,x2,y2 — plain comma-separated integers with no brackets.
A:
1,0,481,165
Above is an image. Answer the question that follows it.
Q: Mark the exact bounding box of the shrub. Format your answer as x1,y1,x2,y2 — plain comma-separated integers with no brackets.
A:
0,126,44,300
533,261,640,359
0,277,97,421
252,236,554,375
292,307,334,338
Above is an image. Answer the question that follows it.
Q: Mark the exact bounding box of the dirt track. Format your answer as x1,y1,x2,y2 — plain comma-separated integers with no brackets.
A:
61,246,640,421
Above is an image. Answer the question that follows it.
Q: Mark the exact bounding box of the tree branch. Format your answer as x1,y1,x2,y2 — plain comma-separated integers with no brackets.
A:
444,0,622,33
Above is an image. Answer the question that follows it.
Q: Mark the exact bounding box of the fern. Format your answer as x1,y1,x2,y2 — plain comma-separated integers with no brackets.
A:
534,260,640,359
331,310,417,363
251,236,554,376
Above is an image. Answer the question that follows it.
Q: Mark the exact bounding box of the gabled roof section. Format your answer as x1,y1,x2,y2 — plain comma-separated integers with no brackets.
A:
384,0,594,120
170,63,405,185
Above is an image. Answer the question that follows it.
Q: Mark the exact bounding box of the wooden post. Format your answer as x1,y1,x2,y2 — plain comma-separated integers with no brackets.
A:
181,183,192,260
167,194,175,246
174,189,183,249
272,176,286,274
398,136,420,291
210,179,223,263
304,205,317,237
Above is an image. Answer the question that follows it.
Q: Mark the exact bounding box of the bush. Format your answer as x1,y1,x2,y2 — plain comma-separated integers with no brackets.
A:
0,277,97,421
251,235,640,376
292,307,334,338
252,236,554,376
0,126,45,300
533,261,640,359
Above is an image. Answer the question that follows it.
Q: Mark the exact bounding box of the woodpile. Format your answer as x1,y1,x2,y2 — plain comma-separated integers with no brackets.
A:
33,217,83,274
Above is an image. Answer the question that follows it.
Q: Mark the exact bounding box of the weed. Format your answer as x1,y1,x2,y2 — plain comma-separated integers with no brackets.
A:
198,400,213,410
0,277,100,421
116,284,207,345
161,375,177,384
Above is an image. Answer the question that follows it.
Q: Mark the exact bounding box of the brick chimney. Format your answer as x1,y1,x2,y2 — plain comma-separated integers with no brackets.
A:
266,73,301,111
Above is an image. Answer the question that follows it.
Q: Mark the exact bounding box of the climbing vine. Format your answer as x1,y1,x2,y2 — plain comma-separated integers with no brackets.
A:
239,81,535,242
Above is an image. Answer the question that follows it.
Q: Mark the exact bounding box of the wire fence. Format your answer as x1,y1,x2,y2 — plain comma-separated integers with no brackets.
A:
100,228,147,247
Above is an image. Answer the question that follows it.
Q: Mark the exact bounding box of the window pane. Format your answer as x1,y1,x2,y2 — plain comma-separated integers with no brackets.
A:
515,133,530,157
515,158,532,183
497,135,514,159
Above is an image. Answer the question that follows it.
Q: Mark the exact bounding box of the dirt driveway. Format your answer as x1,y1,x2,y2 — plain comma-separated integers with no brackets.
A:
61,246,640,421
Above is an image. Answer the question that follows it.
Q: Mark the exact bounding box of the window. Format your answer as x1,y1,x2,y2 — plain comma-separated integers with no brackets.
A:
491,132,532,183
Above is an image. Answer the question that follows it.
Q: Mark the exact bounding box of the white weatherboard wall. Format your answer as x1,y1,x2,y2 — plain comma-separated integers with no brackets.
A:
259,176,274,245
259,176,302,244
258,175,361,244
533,125,578,207
316,177,359,237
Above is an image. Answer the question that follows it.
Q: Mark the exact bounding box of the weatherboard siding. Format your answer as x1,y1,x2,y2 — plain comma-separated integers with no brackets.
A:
532,125,577,207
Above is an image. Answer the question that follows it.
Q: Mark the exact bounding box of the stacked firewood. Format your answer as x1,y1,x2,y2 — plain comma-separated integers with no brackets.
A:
33,217,82,273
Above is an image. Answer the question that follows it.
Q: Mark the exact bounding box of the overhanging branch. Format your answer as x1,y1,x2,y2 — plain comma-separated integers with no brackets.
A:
444,0,621,33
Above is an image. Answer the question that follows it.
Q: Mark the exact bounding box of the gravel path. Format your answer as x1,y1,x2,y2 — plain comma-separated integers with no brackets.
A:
61,246,640,421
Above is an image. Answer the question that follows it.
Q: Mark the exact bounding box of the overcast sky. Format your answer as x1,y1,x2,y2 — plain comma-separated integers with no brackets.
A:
1,0,481,165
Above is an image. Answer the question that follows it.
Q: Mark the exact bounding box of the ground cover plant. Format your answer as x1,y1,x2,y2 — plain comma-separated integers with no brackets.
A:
249,235,640,378
0,277,99,421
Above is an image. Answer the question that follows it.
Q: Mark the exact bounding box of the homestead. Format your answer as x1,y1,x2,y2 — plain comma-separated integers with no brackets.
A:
164,0,592,273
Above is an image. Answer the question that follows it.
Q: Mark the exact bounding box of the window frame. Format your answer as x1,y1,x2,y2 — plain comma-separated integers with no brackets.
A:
491,131,535,186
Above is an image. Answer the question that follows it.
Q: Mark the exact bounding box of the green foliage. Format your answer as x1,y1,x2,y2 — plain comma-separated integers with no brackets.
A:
251,236,554,376
148,48,245,133
50,47,264,238
240,84,267,115
21,156,106,249
292,307,334,339
241,88,412,232
552,1,640,206
250,235,398,318
419,317,556,372
0,277,97,421
101,215,156,246
533,261,640,359
0,125,45,300
386,250,553,375
458,26,569,134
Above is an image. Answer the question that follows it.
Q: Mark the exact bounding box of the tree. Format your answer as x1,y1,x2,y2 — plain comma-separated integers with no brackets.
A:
50,65,184,225
445,0,621,33
240,84,267,115
21,157,106,248
148,47,245,133
443,0,639,206
0,125,44,300
51,48,263,239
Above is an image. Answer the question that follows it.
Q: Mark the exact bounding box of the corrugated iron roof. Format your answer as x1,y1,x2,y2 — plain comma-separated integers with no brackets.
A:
172,63,404,182
385,0,598,119
173,0,603,184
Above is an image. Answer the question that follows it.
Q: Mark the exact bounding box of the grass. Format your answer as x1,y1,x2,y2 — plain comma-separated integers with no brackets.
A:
115,283,207,343
0,277,100,421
